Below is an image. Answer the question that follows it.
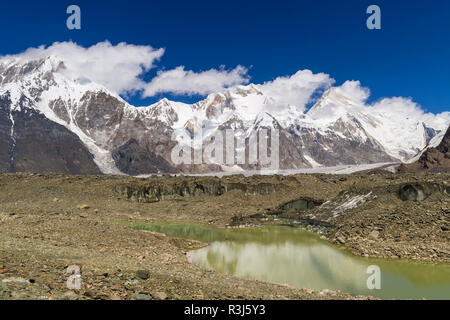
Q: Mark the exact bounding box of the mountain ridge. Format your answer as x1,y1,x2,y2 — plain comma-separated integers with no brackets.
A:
0,55,448,175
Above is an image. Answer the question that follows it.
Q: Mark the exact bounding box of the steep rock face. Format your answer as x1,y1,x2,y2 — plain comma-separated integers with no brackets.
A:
0,92,101,174
112,139,178,176
74,91,126,147
12,108,102,174
286,123,396,167
437,126,450,154
115,177,279,203
398,126,450,173
0,94,14,172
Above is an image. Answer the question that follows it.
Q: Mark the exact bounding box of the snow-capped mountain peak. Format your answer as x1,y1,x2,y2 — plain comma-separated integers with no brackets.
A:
0,55,448,175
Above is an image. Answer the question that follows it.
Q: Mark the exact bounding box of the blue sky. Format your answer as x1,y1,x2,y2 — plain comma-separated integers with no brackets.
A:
1,0,449,113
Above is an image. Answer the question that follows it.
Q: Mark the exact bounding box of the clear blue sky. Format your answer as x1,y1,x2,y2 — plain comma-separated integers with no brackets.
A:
1,0,449,113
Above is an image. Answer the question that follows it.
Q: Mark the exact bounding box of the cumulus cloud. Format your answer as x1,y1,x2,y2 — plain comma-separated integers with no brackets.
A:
0,41,448,130
306,78,448,131
370,97,424,116
143,65,250,97
257,70,334,112
0,41,251,97
0,41,165,95
335,80,370,103
329,80,449,130
370,97,450,129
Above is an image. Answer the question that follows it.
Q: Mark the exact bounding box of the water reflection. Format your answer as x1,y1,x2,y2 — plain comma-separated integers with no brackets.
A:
129,222,450,299
186,227,450,299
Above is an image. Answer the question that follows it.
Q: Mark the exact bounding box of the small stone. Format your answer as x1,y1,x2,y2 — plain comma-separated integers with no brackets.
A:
84,290,94,298
77,204,90,210
136,270,150,280
154,291,168,300
336,236,346,244
61,291,78,300
133,293,152,300
369,230,379,240
2,277,30,284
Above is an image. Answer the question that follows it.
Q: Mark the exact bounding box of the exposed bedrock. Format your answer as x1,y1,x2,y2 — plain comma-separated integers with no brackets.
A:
115,178,279,203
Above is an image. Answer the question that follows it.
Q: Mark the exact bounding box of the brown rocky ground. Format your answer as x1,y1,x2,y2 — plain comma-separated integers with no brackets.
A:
0,172,449,300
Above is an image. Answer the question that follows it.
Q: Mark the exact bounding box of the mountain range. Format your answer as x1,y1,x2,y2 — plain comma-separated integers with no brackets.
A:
0,56,448,175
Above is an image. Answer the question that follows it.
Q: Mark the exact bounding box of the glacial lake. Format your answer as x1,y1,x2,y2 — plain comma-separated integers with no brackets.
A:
130,222,450,299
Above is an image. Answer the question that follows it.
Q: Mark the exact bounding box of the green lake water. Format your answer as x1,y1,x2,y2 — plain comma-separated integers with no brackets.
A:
129,222,450,300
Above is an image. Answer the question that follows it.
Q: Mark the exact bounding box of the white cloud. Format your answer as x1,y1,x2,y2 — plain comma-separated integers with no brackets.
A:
335,80,370,103
370,97,450,130
323,80,448,130
436,111,450,122
0,41,448,131
0,41,165,95
370,97,423,116
307,78,449,133
257,70,334,112
1,41,250,98
143,65,250,97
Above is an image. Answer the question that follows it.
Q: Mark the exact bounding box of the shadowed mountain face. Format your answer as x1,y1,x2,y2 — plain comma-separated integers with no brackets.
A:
398,126,450,173
437,127,450,154
0,93,101,174
112,139,178,176
0,95,14,173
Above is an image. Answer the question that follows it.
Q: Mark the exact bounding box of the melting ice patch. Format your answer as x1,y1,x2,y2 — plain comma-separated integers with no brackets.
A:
332,192,373,218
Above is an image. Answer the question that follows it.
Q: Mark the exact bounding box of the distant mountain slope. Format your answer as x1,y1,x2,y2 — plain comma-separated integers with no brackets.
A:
0,56,448,175
0,91,101,174
398,126,450,173
112,139,178,176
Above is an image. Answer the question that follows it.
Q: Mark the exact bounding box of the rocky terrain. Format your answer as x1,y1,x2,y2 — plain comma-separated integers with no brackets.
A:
0,172,448,300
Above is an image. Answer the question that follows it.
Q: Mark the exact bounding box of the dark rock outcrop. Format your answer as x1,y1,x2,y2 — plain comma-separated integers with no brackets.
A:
112,139,178,176
0,95,14,173
398,126,450,173
115,177,279,203
398,183,430,202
